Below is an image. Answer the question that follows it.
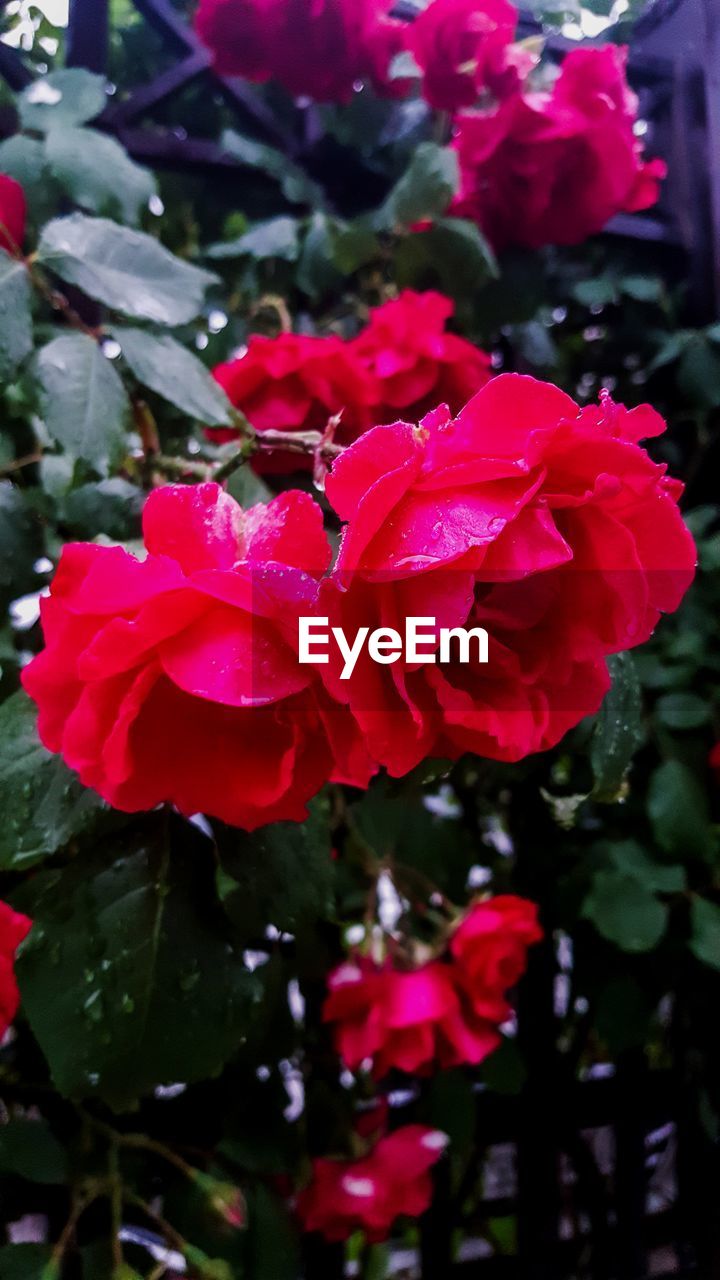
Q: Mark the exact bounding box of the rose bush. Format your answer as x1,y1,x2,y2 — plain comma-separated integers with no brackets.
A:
0,4,716,1277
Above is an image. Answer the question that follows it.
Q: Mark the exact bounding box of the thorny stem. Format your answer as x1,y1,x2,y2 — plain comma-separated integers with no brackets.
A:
82,1110,199,1183
123,1190,188,1258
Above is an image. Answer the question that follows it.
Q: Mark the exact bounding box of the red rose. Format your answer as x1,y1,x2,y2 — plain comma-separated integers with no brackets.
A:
409,0,518,111
323,956,501,1078
22,482,373,831
450,895,543,1017
209,334,377,473
0,174,26,256
451,45,665,250
350,290,492,426
0,901,31,1039
319,375,695,776
194,0,403,102
296,1123,448,1241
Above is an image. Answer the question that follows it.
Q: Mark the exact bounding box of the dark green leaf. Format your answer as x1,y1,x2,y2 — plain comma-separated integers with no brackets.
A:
689,897,720,970
379,143,459,229
110,326,233,426
655,691,710,730
36,333,129,473
591,653,644,801
45,125,156,225
60,477,144,541
216,801,334,937
395,216,497,296
295,213,343,299
0,484,44,609
0,1244,53,1280
38,214,218,325
19,69,107,131
0,1118,67,1183
331,220,380,273
15,816,263,1107
244,1183,300,1280
605,839,686,893
582,870,668,952
0,252,33,380
648,760,715,861
0,691,107,870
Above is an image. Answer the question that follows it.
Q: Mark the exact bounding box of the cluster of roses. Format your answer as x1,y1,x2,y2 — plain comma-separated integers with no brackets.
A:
23,372,696,832
208,289,491,467
194,0,665,249
298,893,542,1239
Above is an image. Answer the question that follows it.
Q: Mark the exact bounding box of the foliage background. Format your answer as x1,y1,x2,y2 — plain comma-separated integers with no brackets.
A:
0,1,719,1277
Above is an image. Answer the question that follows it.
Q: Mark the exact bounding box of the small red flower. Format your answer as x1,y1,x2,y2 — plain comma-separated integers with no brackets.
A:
323,956,501,1078
350,290,492,426
449,895,543,1017
209,333,377,473
0,174,26,256
0,901,31,1039
451,45,665,250
296,1123,448,1242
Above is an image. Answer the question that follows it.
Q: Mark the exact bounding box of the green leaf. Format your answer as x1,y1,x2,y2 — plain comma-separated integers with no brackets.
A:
582,869,668,952
331,220,380,273
45,125,156,226
378,143,459,229
0,1244,54,1280
655,690,710,730
605,839,686,893
648,760,716,861
60,477,144,541
15,815,263,1108
689,897,720,970
395,216,497,295
0,484,44,609
0,1118,67,1183
0,136,52,211
0,691,107,870
109,326,233,426
38,214,218,325
36,333,129,473
244,1183,300,1280
0,252,33,379
19,69,107,131
216,801,334,937
207,216,300,262
295,212,343,300
220,129,324,208
572,277,619,308
590,653,644,801
677,337,720,407
621,274,663,303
